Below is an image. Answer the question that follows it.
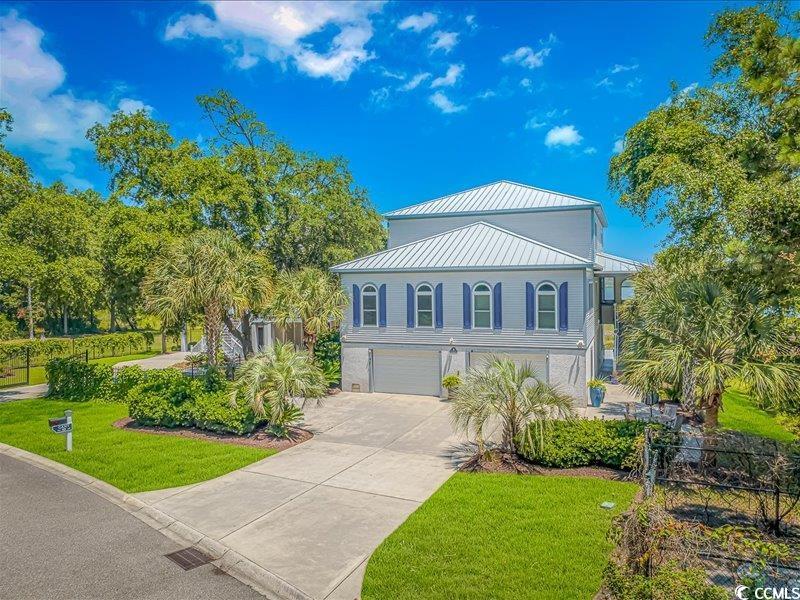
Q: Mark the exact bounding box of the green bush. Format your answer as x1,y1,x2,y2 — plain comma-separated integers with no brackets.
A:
0,338,70,361
316,330,341,386
45,357,113,401
107,366,146,403
520,419,651,469
603,562,727,600
127,369,266,434
192,391,265,435
127,369,199,427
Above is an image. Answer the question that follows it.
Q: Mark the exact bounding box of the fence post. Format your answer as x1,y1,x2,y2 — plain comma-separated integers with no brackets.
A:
643,427,653,498
84,350,89,363
25,347,30,385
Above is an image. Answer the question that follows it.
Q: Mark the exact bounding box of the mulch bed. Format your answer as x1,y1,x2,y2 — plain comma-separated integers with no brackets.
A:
113,417,312,450
459,450,630,480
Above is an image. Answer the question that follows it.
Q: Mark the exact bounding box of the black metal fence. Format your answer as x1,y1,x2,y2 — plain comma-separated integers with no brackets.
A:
0,348,31,387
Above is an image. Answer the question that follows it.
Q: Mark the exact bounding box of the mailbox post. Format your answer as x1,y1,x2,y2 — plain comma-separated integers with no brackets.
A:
49,410,73,451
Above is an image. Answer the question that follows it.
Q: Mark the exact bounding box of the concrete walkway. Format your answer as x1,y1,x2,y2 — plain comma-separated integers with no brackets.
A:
0,352,190,402
0,452,261,600
136,392,463,600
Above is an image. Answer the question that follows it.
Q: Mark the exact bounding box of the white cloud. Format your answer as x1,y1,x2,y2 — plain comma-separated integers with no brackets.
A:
366,86,391,110
520,78,532,89
501,34,556,69
525,117,546,130
379,67,405,80
612,138,625,154
476,89,496,100
429,30,458,53
117,98,153,114
398,72,431,92
465,14,476,29
0,11,147,175
397,11,437,33
610,63,638,74
164,1,384,81
430,63,464,88
583,146,597,155
544,125,583,147
429,91,466,114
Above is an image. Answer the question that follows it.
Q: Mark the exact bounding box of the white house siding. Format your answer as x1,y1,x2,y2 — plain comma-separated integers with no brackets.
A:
549,349,586,403
387,209,594,261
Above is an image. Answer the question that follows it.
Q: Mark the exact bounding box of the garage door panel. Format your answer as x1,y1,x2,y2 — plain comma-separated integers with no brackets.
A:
469,352,547,382
373,350,440,396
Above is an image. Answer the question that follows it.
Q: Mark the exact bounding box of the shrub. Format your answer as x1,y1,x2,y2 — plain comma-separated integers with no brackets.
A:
0,315,19,340
520,419,651,469
192,391,266,435
107,366,145,403
587,377,608,391
0,338,70,361
442,373,462,390
127,369,200,427
45,357,113,400
603,562,727,600
316,330,341,386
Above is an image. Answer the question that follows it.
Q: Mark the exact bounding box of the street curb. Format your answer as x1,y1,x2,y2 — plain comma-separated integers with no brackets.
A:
0,442,313,600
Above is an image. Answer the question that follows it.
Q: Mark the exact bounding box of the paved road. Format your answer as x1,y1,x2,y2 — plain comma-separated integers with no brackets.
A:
138,392,464,599
0,453,262,600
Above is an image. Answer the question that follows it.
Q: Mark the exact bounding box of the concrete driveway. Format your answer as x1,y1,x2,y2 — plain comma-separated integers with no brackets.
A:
136,392,464,600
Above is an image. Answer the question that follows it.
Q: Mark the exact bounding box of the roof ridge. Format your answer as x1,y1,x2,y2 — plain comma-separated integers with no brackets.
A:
330,221,593,271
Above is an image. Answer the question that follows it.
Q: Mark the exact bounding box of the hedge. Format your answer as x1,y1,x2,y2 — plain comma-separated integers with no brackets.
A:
520,419,653,470
0,332,154,362
45,357,113,401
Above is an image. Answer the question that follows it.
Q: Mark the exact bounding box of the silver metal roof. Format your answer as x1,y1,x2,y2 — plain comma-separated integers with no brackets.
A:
385,180,607,225
596,252,647,274
331,221,595,273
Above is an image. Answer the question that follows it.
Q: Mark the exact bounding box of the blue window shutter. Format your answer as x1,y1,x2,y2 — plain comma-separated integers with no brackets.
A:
558,282,568,331
462,283,471,329
493,283,502,330
352,284,361,327
378,284,387,327
434,283,443,329
525,282,535,330
406,284,415,328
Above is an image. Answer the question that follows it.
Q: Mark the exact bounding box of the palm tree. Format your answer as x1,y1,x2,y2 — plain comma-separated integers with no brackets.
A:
451,356,574,456
269,267,346,357
233,341,327,437
142,230,271,366
619,265,800,431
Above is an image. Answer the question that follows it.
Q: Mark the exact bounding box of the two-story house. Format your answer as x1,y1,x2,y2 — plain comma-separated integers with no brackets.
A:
331,180,644,407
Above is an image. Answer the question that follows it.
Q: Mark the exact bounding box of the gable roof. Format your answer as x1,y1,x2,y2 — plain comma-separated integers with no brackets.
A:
331,221,594,273
596,251,647,274
385,180,607,225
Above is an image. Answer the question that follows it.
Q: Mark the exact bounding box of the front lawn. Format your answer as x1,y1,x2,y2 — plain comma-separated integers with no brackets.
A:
362,473,638,600
720,388,795,443
0,398,271,493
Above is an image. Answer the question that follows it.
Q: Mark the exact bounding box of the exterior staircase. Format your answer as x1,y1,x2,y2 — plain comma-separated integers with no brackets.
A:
191,321,244,360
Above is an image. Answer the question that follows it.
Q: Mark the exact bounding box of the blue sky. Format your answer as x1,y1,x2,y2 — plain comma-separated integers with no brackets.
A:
0,1,739,261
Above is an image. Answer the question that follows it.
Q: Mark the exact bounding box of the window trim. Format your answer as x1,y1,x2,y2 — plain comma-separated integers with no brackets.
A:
361,283,378,328
620,278,635,301
472,282,493,330
536,282,558,331
601,276,615,304
415,283,434,328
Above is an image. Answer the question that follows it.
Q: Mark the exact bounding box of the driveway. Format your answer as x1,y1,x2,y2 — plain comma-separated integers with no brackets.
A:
0,453,261,600
136,392,464,599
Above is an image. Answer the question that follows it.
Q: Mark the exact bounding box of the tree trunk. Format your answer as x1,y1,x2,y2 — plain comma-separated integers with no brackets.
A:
304,322,316,358
161,329,167,354
704,391,721,431
62,306,68,335
27,284,34,340
109,300,117,332
224,311,254,358
205,302,223,366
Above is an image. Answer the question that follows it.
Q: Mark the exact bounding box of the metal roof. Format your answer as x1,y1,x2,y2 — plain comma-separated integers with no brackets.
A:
385,180,607,225
596,252,647,274
331,221,595,273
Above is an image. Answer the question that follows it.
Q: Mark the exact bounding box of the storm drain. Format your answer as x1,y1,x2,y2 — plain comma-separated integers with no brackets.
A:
164,547,212,571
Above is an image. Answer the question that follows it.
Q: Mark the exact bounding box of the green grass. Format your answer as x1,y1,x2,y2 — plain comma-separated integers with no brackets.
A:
720,387,795,443
0,398,272,493
362,473,638,600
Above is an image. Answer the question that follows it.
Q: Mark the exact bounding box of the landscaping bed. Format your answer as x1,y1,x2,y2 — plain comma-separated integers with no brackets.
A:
113,416,312,450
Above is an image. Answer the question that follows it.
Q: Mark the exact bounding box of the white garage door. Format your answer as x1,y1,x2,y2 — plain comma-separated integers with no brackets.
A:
373,349,440,396
469,352,547,382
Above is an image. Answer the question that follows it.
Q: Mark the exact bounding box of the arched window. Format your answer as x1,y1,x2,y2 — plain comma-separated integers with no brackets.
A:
361,284,378,326
416,284,433,327
536,283,557,330
620,278,635,301
473,283,492,329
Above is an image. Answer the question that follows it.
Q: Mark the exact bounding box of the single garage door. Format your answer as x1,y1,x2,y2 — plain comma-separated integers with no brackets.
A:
469,352,547,382
372,349,440,396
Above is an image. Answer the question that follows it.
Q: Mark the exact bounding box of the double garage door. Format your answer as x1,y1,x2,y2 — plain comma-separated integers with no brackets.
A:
372,349,441,396
469,352,547,382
